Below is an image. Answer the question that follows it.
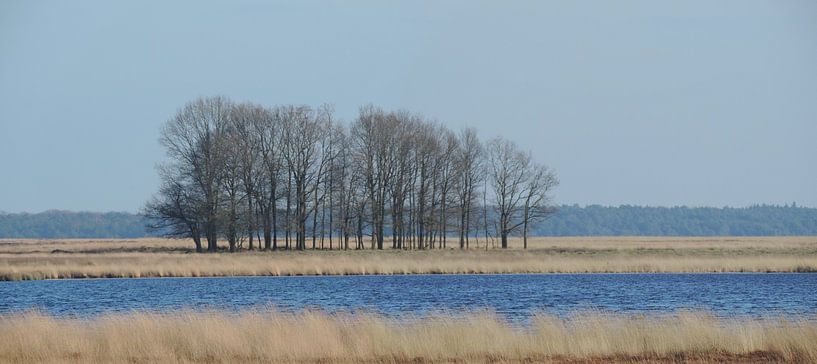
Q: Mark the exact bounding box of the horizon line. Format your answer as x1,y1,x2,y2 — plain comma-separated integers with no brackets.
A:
1,202,814,215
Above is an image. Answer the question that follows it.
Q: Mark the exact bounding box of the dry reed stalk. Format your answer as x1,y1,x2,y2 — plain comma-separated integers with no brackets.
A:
1,237,816,280
0,310,814,363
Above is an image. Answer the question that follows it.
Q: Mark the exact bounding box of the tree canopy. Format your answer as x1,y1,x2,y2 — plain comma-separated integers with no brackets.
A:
144,97,558,251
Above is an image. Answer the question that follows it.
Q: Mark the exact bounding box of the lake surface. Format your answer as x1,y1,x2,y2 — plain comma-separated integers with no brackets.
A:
2,274,816,321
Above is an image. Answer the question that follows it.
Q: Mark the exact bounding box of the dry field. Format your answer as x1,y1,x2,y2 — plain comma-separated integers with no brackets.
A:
1,237,816,280
0,309,815,363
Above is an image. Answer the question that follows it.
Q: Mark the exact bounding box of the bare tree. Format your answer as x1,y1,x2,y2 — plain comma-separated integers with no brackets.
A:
455,127,483,249
323,114,346,250
521,163,559,249
309,104,336,250
254,106,283,250
486,137,530,249
351,105,398,250
329,123,354,250
229,103,265,250
158,96,232,252
143,166,204,252
411,121,440,249
436,127,459,249
220,122,243,252
389,112,417,249
281,105,325,250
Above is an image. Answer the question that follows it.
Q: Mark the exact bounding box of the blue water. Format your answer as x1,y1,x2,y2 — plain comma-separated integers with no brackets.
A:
2,274,816,321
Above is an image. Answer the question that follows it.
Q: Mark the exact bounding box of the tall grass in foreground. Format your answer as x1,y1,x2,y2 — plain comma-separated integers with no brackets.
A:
1,310,815,363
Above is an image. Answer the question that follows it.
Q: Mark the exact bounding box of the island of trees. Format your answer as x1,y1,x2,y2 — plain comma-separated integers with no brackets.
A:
7,98,812,242
144,97,558,252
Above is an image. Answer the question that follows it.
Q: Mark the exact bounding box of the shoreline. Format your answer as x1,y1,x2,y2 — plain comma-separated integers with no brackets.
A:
4,270,817,283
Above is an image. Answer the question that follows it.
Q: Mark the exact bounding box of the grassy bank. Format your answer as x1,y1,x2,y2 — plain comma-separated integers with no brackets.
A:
0,310,815,363
1,237,816,280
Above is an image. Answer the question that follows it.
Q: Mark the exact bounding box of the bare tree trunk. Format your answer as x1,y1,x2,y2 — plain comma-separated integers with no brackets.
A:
321,181,327,249
297,178,307,251
312,183,318,250
357,207,364,249
206,218,217,252
285,171,291,250
247,196,254,251
328,177,334,250
465,201,471,249
459,203,466,249
483,182,490,251
262,196,272,250
227,192,238,253
263,213,272,250
193,233,202,253
271,183,278,250
501,212,509,249
440,194,447,249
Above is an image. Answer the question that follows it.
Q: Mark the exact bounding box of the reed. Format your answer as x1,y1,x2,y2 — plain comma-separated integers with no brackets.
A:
0,310,814,363
1,237,816,281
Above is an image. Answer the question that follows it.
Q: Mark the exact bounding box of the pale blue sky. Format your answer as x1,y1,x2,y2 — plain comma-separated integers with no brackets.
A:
1,0,816,213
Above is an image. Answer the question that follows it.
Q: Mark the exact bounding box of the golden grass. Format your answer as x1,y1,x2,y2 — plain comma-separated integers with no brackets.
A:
0,310,815,363
1,237,816,280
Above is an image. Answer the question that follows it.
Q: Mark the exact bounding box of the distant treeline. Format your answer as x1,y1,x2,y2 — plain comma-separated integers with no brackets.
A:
1,204,815,239
535,204,817,236
0,211,149,239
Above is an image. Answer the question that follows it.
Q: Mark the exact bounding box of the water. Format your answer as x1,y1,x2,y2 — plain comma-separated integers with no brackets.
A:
2,274,816,321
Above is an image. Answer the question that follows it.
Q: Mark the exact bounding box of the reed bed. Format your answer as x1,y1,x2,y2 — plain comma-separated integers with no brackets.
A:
0,310,815,363
1,237,816,280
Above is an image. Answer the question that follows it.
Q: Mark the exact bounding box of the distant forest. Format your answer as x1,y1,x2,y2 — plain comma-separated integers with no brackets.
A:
0,211,147,239
1,204,814,239
537,204,817,236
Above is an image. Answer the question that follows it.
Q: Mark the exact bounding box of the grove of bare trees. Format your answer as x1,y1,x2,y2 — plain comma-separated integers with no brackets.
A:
144,97,558,252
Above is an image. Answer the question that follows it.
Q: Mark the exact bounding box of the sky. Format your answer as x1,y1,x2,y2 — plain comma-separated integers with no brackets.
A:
1,0,816,213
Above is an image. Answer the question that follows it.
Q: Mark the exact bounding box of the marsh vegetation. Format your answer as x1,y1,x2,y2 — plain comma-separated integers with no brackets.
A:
2,237,815,281
1,309,815,363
